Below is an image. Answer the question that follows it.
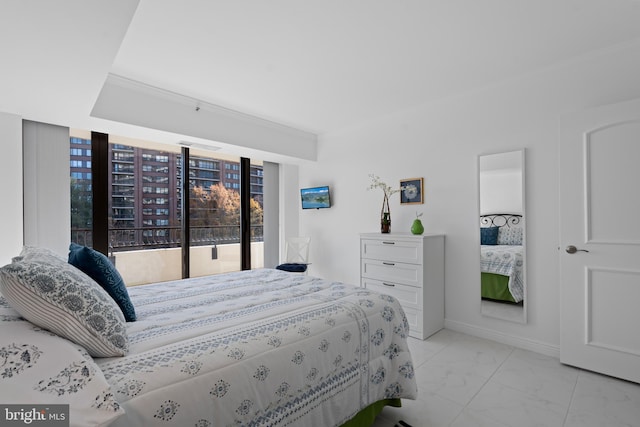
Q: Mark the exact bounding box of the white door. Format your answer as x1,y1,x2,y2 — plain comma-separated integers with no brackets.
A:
559,98,640,384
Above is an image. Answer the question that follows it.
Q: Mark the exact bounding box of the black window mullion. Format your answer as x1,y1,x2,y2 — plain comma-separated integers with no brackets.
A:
181,147,190,278
91,131,109,255
240,157,251,270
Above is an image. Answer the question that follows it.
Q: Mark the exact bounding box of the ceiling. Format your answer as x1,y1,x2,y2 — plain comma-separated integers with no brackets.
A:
2,0,640,144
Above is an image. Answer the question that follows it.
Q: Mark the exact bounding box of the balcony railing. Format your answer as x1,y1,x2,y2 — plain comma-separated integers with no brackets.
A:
71,225,264,252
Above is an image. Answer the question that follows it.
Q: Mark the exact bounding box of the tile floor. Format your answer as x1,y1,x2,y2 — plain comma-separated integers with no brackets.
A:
372,329,640,427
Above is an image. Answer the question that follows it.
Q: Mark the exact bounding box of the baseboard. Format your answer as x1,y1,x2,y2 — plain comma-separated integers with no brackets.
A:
444,319,560,359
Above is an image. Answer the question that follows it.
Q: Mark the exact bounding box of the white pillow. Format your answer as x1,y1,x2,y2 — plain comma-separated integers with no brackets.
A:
0,312,125,427
0,247,128,357
14,245,67,263
497,226,523,245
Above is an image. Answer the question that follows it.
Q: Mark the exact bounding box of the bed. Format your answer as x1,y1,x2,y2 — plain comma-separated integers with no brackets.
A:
0,246,417,427
480,214,524,304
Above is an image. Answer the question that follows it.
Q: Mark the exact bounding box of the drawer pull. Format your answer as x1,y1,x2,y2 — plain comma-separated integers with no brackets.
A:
382,241,395,245
383,262,395,266
382,282,395,287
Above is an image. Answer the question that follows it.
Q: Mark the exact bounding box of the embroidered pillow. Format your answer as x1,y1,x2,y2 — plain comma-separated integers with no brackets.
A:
68,243,136,322
0,249,129,357
0,315,125,426
497,226,523,245
480,226,499,245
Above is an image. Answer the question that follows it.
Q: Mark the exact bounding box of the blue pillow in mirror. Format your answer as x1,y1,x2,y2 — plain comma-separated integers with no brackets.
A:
480,226,499,245
68,243,137,322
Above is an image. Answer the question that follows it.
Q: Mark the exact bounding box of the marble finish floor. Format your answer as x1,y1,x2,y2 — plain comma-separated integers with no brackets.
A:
373,329,640,427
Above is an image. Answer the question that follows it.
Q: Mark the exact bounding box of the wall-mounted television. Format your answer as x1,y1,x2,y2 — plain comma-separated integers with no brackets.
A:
300,186,331,209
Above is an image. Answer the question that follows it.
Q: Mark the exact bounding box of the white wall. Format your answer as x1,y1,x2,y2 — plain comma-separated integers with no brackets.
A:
297,40,640,351
479,170,522,215
0,113,24,265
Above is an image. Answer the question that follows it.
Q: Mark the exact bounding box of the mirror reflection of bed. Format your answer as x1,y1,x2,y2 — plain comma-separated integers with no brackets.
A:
478,150,526,323
480,214,525,322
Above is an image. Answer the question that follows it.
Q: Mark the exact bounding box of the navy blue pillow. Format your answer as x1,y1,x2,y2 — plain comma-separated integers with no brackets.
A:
68,243,137,322
480,227,499,245
276,263,308,273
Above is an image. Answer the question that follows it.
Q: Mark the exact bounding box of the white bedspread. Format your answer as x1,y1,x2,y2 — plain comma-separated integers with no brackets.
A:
97,269,417,426
480,245,524,302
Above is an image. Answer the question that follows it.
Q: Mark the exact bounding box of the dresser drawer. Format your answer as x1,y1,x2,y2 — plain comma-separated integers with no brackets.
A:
363,278,423,338
361,258,422,288
361,238,423,264
362,277,422,310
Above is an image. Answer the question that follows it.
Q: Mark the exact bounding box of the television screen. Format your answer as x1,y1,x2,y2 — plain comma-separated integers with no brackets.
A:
300,186,331,209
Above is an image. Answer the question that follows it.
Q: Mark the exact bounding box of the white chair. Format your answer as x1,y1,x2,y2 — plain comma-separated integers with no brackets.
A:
276,237,311,273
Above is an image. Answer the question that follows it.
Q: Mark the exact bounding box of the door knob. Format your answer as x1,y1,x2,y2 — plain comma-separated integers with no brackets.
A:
566,245,589,254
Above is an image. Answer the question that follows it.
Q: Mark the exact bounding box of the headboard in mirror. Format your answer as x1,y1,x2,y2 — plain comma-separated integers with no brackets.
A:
478,150,526,324
480,213,522,228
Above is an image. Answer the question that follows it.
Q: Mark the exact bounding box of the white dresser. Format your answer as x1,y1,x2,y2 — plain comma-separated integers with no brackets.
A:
360,233,444,340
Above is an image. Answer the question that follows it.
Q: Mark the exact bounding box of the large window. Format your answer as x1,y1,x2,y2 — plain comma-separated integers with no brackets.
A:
70,133,93,246
69,130,264,285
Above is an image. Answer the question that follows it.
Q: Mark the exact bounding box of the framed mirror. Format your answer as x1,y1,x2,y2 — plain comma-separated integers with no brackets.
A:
478,149,526,323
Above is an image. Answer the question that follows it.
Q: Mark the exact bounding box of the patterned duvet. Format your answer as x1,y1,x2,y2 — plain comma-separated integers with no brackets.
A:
480,245,524,302
97,268,417,426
